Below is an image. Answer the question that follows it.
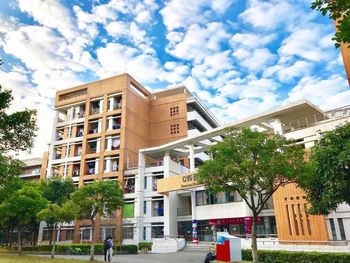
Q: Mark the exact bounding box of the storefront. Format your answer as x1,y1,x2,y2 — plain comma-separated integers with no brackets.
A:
178,216,277,242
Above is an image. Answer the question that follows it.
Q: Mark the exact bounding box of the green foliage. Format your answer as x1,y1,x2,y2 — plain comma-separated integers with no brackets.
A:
40,177,75,206
0,182,48,228
37,202,75,227
138,242,152,251
299,123,350,215
70,180,124,221
0,86,38,154
242,249,350,262
311,0,350,48
197,128,308,215
0,156,24,188
21,244,138,255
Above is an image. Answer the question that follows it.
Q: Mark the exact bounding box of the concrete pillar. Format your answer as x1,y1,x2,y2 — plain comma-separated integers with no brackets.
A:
134,152,145,242
188,143,198,243
271,117,283,135
163,151,171,237
47,112,59,178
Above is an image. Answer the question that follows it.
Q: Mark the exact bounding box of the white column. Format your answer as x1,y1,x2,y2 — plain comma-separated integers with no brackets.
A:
134,152,145,242
271,117,283,135
163,151,171,236
47,112,59,178
95,160,99,174
99,100,103,114
189,143,198,243
98,119,102,132
189,143,195,172
96,139,101,153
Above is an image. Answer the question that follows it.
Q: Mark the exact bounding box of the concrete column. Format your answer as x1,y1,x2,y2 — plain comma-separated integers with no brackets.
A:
163,151,171,237
134,152,145,242
189,143,198,243
271,117,283,135
47,112,59,178
96,139,101,153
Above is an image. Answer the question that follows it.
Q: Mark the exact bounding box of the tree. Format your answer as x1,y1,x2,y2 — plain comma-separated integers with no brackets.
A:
311,0,350,48
298,123,350,215
0,86,37,153
0,183,48,253
37,202,75,258
37,177,75,258
41,177,75,206
197,128,309,263
70,180,123,261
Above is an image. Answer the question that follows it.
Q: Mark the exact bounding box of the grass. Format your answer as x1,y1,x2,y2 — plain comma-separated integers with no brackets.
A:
0,253,94,263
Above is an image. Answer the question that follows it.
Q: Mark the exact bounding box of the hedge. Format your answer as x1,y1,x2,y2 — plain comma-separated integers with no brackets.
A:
242,249,350,263
21,244,138,255
138,242,152,251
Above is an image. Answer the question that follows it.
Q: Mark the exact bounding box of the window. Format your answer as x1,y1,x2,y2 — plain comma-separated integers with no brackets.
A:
124,177,135,193
72,163,80,177
123,200,134,218
144,177,148,190
81,228,91,240
42,228,50,241
170,124,180,134
144,201,147,214
108,95,122,111
195,190,241,206
76,124,84,137
107,115,121,130
151,224,164,238
338,218,346,240
86,159,99,175
66,229,74,240
88,119,101,134
106,136,120,151
152,174,163,191
152,199,164,216
104,156,119,173
122,224,134,239
170,106,179,116
87,139,99,154
329,219,337,240
101,226,115,240
90,99,103,115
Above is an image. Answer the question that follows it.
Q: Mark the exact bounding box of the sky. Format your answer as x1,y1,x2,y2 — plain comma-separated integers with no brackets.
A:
0,0,349,159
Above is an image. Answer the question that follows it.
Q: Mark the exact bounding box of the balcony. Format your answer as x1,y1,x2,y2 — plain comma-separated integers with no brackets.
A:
124,178,135,194
177,207,192,216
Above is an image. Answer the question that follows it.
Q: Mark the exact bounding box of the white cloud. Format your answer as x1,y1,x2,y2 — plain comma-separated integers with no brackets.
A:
233,48,276,72
239,0,312,31
17,0,77,40
285,75,349,106
161,0,234,31
167,22,230,63
230,32,275,49
264,60,314,82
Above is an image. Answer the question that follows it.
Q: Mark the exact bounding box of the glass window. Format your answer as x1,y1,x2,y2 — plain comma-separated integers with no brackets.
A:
42,229,50,241
151,225,164,238
66,229,74,240
329,219,337,240
196,191,209,206
123,203,134,218
81,228,91,240
338,218,346,240
122,225,134,239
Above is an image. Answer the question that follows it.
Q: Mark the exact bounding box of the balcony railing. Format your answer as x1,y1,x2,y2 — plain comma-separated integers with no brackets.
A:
177,207,192,216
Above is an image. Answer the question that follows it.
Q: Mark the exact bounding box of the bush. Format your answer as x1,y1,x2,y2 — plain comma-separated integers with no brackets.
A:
242,249,350,263
138,242,152,251
21,244,138,255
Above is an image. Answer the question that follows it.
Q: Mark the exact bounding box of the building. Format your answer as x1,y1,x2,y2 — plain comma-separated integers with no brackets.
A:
135,100,350,244
41,73,219,244
335,20,350,86
19,152,48,181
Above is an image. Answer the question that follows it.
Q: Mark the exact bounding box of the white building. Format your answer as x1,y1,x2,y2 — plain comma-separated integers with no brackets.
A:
124,100,350,244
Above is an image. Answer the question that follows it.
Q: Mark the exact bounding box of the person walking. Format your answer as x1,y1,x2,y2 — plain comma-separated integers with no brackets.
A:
103,238,108,262
106,236,113,262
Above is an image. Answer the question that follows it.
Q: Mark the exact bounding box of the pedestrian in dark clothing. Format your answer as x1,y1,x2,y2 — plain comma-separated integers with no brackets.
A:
103,238,108,262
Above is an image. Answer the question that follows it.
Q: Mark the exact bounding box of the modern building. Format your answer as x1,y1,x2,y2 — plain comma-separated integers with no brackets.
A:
39,73,350,246
135,100,350,244
335,20,350,86
40,73,219,244
19,153,48,181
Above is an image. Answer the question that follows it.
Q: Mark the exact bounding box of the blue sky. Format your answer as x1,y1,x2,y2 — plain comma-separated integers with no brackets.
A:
0,0,349,158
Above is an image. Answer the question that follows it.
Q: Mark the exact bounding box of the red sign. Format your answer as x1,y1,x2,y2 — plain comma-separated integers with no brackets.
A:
209,216,262,226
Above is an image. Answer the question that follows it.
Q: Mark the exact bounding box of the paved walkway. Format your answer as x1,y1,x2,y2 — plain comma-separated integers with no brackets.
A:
34,250,206,263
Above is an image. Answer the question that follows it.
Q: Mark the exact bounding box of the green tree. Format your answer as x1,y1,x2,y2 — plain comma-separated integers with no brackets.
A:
41,177,75,206
197,128,309,263
0,183,48,253
37,202,75,258
0,86,37,153
37,177,75,258
311,0,350,48
70,180,123,261
299,123,350,215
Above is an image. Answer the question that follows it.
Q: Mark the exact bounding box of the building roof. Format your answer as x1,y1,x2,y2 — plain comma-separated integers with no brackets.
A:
140,99,325,156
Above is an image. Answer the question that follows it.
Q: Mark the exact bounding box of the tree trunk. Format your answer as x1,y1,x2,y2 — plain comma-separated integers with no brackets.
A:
251,215,259,263
90,219,95,261
17,229,23,255
51,226,57,259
